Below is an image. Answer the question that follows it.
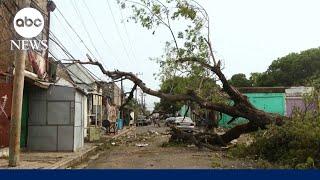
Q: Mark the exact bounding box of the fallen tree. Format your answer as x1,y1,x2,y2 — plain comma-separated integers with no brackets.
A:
74,59,284,145
73,0,285,146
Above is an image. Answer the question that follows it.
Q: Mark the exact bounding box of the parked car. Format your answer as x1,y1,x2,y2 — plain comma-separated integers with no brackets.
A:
165,117,176,126
174,117,195,132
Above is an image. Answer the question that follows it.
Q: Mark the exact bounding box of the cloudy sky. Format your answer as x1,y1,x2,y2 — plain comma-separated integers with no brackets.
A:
49,0,320,110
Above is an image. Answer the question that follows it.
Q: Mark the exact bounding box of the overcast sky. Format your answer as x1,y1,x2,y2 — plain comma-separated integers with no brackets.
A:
50,0,320,110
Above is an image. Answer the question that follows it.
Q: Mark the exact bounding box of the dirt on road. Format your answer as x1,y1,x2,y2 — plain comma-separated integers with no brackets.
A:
74,125,263,169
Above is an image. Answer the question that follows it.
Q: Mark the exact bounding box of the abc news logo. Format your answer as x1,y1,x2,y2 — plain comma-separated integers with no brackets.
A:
15,16,43,28
11,7,47,51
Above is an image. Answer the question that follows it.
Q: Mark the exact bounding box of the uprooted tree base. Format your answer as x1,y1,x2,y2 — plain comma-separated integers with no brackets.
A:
168,125,259,151
168,126,226,151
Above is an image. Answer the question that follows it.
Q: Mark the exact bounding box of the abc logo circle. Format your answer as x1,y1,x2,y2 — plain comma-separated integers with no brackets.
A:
13,8,44,38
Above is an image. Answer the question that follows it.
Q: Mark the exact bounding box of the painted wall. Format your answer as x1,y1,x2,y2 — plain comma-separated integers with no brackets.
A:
179,105,191,118
285,87,317,117
219,93,285,128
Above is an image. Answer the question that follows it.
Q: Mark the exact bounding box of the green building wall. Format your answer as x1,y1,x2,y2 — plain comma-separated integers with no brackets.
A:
219,93,285,128
179,105,191,117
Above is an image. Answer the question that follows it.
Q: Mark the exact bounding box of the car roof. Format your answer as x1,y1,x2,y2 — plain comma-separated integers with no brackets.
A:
175,117,192,122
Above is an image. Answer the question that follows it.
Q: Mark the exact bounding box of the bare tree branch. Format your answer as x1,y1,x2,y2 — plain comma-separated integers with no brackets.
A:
124,0,179,51
177,57,252,106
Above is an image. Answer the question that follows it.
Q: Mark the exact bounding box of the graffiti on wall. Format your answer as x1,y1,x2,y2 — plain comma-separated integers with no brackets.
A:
0,83,12,147
0,95,8,119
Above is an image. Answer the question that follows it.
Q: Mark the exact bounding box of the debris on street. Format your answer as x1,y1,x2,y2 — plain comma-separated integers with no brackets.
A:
135,143,149,147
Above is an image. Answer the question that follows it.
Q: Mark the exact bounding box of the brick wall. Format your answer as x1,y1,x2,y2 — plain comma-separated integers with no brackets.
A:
0,0,49,75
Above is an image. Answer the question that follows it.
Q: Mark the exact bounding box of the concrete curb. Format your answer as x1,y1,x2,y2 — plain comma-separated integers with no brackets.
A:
49,127,135,169
47,144,102,169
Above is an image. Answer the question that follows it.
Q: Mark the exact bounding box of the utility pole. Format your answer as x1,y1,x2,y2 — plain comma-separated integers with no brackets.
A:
140,90,143,108
135,87,138,102
120,78,123,119
140,90,146,109
135,72,142,101
9,0,29,167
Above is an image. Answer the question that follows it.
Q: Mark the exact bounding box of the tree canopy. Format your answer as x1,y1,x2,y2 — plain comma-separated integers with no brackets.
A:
251,48,320,87
228,73,252,87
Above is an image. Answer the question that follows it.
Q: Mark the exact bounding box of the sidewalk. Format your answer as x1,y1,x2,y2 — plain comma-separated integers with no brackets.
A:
0,127,134,169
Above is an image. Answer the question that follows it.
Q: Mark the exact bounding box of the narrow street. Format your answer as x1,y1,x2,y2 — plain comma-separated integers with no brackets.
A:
74,124,259,169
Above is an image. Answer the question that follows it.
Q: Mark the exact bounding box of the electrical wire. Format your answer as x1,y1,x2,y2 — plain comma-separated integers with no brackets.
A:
81,0,121,68
55,6,98,62
118,6,138,63
70,0,103,63
52,13,83,54
105,0,133,65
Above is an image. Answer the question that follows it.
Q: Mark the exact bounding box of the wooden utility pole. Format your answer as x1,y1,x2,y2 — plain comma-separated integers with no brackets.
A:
135,73,142,101
120,78,123,119
140,90,144,108
135,87,138,101
9,0,29,167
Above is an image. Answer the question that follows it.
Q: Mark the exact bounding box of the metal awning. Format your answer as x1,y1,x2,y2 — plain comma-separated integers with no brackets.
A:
24,70,51,89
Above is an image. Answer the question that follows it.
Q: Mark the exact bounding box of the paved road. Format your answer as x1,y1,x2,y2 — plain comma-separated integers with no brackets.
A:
79,124,214,169
75,124,259,169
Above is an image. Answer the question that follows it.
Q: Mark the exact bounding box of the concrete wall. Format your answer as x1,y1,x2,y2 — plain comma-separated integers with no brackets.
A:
74,91,84,149
28,86,85,151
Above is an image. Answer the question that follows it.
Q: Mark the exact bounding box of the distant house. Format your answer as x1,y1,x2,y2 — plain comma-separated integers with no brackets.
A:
219,87,286,128
219,87,318,128
100,81,123,124
100,81,122,108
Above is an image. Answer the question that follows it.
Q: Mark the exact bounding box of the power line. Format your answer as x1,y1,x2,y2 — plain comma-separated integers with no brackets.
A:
49,45,66,60
48,50,91,87
49,34,75,60
48,31,106,87
55,6,98,62
48,35,103,87
70,0,104,63
52,13,83,55
83,65,103,82
105,0,133,65
118,6,139,63
81,0,121,68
